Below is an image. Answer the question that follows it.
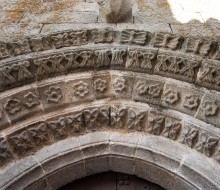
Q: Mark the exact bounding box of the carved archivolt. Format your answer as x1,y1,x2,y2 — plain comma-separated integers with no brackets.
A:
0,28,220,190
0,29,219,93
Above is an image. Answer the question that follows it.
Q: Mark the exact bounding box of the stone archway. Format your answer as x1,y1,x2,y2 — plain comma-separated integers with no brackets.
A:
0,1,220,189
1,130,220,190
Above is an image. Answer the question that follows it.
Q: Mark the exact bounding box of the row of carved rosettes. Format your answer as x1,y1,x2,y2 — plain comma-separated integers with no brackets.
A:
1,47,220,92
0,105,219,168
0,28,219,61
1,71,220,129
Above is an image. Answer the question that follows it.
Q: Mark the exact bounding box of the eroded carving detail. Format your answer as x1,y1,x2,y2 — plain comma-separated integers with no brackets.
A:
28,123,51,146
183,94,200,110
66,113,84,134
94,78,107,92
84,107,110,129
121,30,147,45
148,112,165,135
10,39,31,56
91,29,113,43
155,53,201,82
23,92,40,108
195,133,218,157
162,89,180,105
0,42,10,59
48,117,68,140
73,81,89,97
197,62,220,90
127,109,145,131
154,33,183,50
136,81,162,98
179,126,198,148
45,87,63,103
0,138,14,167
110,106,126,128
95,50,111,67
4,99,21,115
9,131,34,157
113,78,126,93
162,118,181,140
183,37,217,57
111,49,126,67
202,100,218,117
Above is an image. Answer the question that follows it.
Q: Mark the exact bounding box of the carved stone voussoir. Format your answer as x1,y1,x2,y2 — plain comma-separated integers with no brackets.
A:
155,50,202,83
197,60,220,92
125,48,158,72
147,110,181,140
196,93,220,127
133,76,164,105
1,87,42,124
161,83,203,117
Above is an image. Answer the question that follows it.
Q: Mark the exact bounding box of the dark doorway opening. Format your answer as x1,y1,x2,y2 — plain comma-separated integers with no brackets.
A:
59,172,165,190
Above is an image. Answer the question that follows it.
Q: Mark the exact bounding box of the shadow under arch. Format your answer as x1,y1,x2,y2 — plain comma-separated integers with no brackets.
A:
1,131,220,190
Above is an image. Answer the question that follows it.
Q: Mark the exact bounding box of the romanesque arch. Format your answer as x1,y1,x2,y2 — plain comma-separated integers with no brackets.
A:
0,1,220,189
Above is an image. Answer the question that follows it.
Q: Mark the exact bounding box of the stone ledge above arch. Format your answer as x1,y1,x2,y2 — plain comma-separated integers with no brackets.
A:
1,132,220,190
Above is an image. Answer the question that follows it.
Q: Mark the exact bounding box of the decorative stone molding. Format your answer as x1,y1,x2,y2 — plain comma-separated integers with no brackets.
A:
1,100,220,170
1,71,220,130
0,28,219,61
0,27,220,190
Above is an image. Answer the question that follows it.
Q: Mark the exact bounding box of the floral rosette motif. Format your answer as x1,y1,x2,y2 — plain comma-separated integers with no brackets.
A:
45,87,63,103
73,81,89,97
23,92,40,108
202,100,218,117
183,95,199,110
4,99,21,115
148,84,161,98
162,90,179,105
113,78,126,93
94,79,107,92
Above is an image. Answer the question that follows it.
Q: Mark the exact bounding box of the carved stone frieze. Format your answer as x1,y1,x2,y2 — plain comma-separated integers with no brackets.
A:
0,28,219,63
153,33,183,50
84,106,110,130
155,51,201,83
121,30,148,45
1,88,42,124
195,93,220,128
0,103,220,168
0,46,220,95
125,48,157,72
110,106,126,129
133,77,164,105
127,108,146,131
147,110,181,140
179,126,199,148
1,70,220,129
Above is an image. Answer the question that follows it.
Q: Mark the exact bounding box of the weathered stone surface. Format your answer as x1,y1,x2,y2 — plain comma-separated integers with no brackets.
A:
0,0,219,190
